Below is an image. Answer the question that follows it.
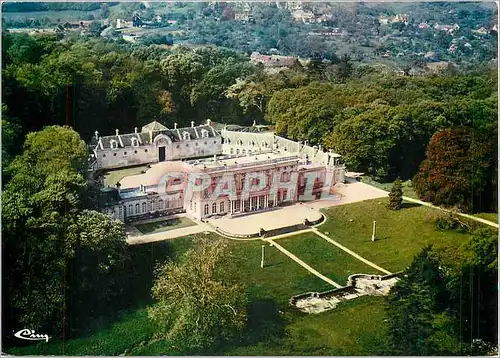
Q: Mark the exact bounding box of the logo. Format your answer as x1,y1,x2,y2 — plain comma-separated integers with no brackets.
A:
14,329,49,343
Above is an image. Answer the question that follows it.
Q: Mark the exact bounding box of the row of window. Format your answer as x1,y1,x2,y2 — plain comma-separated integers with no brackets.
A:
126,198,181,216
204,202,225,215
103,149,147,158
225,138,271,147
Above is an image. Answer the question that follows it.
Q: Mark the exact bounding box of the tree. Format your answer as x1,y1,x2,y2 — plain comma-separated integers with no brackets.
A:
447,228,498,354
148,237,247,354
385,246,460,355
413,127,495,213
2,126,128,341
388,177,403,210
266,82,344,143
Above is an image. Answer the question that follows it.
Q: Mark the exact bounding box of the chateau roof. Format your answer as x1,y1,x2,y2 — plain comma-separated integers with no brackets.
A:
141,121,168,133
94,122,220,150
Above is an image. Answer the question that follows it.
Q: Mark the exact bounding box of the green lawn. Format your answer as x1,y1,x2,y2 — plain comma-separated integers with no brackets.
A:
10,197,474,356
225,295,389,356
319,198,472,272
361,177,418,199
218,238,332,306
135,217,196,234
472,212,498,223
103,165,150,187
277,233,382,286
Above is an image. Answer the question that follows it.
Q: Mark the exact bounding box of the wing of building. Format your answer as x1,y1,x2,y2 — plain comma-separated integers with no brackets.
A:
93,120,346,223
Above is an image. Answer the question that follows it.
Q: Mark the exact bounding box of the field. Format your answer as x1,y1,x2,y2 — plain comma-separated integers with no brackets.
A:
362,176,418,199
135,217,196,234
277,233,382,285
319,198,472,272
472,212,498,223
8,198,482,356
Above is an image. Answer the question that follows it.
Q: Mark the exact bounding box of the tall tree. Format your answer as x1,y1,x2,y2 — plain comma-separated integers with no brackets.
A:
413,127,496,213
148,237,247,354
385,246,460,355
2,126,128,342
388,177,403,210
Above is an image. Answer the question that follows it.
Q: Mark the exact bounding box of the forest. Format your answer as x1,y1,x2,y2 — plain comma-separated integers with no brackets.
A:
1,29,498,355
2,31,497,210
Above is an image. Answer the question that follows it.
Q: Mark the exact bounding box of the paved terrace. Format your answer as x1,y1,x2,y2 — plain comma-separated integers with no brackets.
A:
208,203,323,236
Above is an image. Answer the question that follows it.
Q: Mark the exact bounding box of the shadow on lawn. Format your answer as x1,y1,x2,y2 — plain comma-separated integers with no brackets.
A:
69,241,182,339
218,298,288,354
401,202,422,209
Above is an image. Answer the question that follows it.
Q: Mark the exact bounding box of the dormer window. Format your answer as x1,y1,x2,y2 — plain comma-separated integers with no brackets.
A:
201,129,209,138
110,140,118,150
131,138,139,147
183,132,191,141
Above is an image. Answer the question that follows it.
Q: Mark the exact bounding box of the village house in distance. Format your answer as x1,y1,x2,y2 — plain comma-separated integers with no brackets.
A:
90,120,346,222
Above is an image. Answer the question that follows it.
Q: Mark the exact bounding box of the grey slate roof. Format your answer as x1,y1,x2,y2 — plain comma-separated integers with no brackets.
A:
95,122,220,150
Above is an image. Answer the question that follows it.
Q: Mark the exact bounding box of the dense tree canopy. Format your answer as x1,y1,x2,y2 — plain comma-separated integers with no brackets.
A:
148,238,247,354
2,126,128,341
413,127,496,213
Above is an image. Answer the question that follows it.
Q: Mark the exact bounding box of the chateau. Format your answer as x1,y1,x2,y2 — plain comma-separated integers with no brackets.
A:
91,120,346,222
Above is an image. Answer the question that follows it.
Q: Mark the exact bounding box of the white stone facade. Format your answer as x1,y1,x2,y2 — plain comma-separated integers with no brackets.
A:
95,122,346,223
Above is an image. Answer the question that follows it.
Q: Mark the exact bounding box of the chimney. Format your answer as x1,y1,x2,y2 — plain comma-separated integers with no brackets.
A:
95,130,99,140
253,120,256,127
304,140,309,147
115,129,119,136
191,121,195,128
213,154,217,162
134,127,138,134
206,119,211,126
174,123,178,129
318,144,323,152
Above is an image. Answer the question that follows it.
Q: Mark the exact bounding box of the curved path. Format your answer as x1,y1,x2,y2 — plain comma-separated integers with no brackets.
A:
402,196,498,229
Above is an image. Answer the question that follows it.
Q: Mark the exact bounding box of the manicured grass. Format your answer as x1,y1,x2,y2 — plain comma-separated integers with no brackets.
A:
319,198,472,272
103,165,150,187
362,176,418,199
9,309,155,356
277,233,382,286
7,236,198,357
135,217,196,234
13,195,471,356
472,212,498,223
218,238,332,306
226,295,389,356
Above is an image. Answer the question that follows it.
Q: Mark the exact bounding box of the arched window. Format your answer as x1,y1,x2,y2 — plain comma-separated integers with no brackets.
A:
183,132,190,140
128,204,133,214
135,203,140,214
142,202,146,213
238,139,243,146
242,149,246,154
204,204,209,215
201,129,209,138
220,202,225,212
230,148,234,154
212,203,217,214
110,140,118,149
159,199,164,209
